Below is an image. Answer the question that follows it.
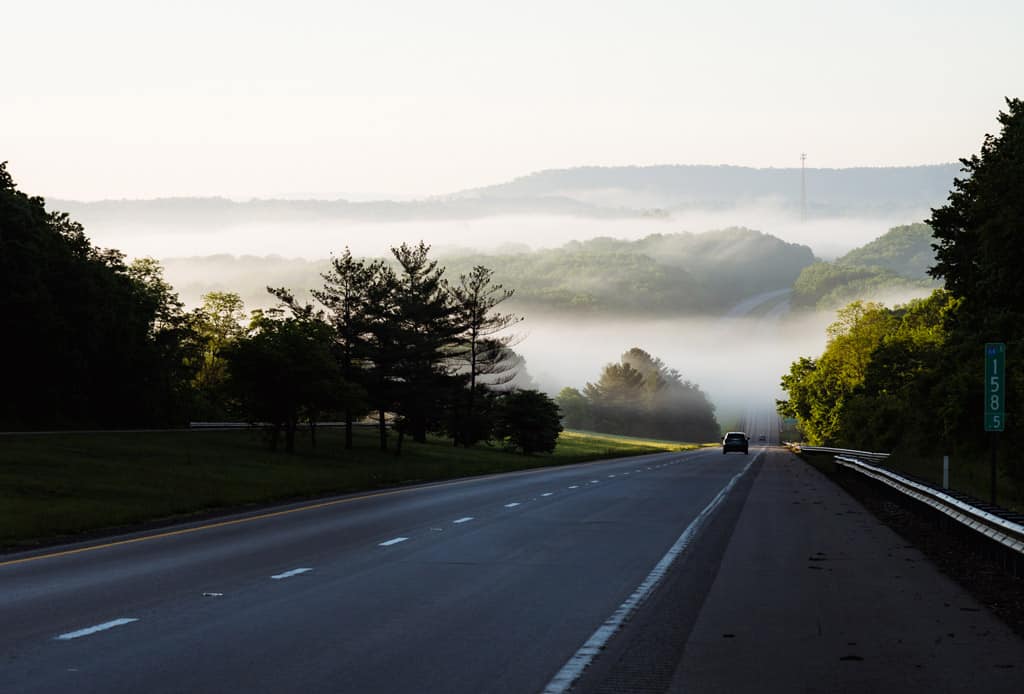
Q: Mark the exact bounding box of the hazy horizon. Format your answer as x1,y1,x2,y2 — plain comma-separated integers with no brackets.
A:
4,0,994,422
4,1,1019,201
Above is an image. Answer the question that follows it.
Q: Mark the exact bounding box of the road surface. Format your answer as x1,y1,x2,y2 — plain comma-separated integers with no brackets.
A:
2,447,1020,693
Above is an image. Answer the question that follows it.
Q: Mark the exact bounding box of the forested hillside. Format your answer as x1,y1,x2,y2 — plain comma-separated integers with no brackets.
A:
163,228,814,315
835,222,935,276
790,222,940,310
467,227,814,311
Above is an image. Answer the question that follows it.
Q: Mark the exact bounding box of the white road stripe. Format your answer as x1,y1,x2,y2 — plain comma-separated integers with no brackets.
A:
453,517,474,524
569,485,579,489
541,492,553,497
608,474,616,478
504,502,521,508
590,480,600,484
271,567,313,580
56,618,138,641
378,537,409,547
543,453,760,694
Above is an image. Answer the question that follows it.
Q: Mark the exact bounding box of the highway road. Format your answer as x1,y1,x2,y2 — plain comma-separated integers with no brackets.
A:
1,447,756,693
3,445,1021,693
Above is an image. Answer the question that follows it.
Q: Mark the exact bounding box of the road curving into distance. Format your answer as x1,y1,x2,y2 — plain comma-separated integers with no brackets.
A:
3,443,1021,693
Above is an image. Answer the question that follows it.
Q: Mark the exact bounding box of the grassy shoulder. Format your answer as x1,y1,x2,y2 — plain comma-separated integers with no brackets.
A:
0,427,702,550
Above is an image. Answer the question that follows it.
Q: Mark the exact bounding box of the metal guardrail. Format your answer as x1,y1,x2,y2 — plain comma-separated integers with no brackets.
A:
792,445,891,465
789,444,1024,556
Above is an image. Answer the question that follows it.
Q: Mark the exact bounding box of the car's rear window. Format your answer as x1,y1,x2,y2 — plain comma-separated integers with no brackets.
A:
726,434,745,441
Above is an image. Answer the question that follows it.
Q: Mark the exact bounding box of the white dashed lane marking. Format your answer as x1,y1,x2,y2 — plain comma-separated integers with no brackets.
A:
55,618,138,641
378,537,409,547
369,456,694,553
271,568,313,580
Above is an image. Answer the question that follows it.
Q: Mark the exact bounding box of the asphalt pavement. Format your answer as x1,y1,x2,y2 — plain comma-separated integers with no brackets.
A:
572,448,1024,693
1,446,750,693
4,446,1020,693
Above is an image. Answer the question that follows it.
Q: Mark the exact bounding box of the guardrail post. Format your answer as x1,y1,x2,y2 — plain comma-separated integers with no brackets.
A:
990,433,998,505
943,455,949,489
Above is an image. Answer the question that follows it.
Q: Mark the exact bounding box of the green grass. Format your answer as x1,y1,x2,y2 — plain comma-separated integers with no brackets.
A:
0,427,702,549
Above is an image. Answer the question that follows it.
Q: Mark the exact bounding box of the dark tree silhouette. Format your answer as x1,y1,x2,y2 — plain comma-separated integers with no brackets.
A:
494,390,563,455
450,265,521,445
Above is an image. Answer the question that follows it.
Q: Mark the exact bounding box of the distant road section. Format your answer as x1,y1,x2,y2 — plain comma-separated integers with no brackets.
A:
721,288,792,319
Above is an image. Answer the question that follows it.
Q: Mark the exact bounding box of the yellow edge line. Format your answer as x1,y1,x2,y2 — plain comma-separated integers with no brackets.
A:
1,448,693,569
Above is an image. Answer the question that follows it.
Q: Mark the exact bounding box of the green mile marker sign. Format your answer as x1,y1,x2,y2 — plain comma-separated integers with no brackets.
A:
984,342,1006,432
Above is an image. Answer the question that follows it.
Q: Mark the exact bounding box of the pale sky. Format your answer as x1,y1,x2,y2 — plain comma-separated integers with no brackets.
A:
3,0,1020,200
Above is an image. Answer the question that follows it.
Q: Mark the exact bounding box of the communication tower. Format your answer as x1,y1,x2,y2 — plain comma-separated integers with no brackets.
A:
800,153,807,223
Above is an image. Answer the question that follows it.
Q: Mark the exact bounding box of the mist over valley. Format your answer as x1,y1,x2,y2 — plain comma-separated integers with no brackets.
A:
39,164,949,425
56,162,955,261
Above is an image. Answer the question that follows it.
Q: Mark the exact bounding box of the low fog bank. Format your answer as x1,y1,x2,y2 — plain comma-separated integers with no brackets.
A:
518,309,835,420
519,281,935,421
81,207,924,265
135,205,937,424
81,216,670,262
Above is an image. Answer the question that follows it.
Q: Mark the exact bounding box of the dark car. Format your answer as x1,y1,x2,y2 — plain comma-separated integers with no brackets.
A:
722,431,749,454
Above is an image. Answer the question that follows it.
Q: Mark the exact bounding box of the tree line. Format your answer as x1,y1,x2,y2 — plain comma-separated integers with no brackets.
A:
0,163,561,454
777,98,1024,496
557,348,720,442
230,245,561,454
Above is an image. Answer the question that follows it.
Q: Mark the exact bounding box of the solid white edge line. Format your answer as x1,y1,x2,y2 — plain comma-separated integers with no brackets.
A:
453,517,474,524
271,567,313,580
55,618,139,641
542,453,760,694
378,537,409,546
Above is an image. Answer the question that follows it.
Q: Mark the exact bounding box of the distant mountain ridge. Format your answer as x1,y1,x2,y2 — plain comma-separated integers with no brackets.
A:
52,163,959,228
449,164,961,216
